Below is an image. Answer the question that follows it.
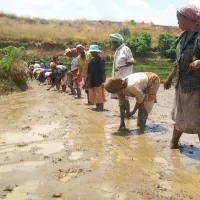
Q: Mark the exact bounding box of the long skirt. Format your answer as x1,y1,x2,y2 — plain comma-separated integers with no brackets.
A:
89,87,106,104
172,85,200,134
143,75,160,114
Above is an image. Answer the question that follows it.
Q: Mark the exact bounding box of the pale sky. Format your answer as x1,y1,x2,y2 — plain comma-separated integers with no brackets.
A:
0,0,200,26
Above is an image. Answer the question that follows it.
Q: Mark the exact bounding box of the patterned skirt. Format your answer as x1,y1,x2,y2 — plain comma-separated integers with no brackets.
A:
172,85,200,134
89,87,106,104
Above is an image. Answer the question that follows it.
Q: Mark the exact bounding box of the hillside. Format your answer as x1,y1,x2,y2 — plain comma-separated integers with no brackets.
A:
0,12,180,51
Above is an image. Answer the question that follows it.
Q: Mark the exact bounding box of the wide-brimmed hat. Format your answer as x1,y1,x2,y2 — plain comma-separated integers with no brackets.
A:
88,44,101,53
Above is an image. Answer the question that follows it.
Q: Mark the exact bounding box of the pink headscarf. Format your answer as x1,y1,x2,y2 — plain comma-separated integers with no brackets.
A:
179,4,200,23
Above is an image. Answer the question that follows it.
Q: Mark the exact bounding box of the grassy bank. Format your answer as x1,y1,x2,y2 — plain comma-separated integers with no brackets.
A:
105,60,173,80
0,12,180,49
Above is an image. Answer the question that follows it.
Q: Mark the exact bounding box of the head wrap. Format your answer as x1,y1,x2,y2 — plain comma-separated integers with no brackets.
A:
76,44,85,50
50,62,56,68
63,48,71,56
104,77,124,93
71,48,78,57
109,33,124,43
179,4,200,23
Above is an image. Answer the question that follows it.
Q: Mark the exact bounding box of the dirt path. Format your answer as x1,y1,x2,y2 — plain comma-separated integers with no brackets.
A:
0,81,200,200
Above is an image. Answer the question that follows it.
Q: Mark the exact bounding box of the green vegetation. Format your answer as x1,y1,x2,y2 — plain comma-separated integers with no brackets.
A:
0,46,28,94
126,32,152,55
119,28,131,38
158,33,176,60
105,60,173,80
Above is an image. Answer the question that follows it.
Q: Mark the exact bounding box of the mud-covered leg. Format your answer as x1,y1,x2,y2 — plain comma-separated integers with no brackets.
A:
137,108,148,133
125,99,130,116
77,88,81,98
62,85,66,92
98,103,104,112
198,134,200,142
170,128,182,149
118,104,126,131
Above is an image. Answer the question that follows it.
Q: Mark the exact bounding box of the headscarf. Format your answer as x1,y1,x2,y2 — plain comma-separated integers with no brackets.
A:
179,4,200,23
71,48,78,57
64,48,71,56
76,44,85,50
109,33,124,43
104,77,126,93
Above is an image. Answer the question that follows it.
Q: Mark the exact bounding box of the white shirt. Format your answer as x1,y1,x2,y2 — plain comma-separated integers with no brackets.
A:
71,57,78,71
112,44,134,78
33,63,41,69
122,73,148,103
56,65,67,74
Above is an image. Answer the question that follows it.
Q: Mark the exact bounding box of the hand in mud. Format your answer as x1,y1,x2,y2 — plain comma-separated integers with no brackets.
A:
164,78,172,90
118,121,126,131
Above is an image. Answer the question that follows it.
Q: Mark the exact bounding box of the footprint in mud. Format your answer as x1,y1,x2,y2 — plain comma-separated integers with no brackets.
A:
53,167,92,182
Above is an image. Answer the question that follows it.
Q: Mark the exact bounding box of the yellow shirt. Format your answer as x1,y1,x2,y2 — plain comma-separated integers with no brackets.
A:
77,51,93,76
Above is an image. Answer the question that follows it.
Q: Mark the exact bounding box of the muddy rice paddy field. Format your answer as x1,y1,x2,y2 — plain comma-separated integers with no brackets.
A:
0,81,200,200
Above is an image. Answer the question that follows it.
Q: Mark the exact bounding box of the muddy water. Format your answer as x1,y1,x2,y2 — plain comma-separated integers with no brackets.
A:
0,82,200,200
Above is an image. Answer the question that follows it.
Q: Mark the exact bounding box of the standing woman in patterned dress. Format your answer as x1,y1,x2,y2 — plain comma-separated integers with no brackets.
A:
164,4,200,148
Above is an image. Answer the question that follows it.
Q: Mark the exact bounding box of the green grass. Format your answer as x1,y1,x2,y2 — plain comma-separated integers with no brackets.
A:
105,60,174,80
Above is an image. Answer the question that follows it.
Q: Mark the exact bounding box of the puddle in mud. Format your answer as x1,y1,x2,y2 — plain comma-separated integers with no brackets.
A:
0,141,65,156
36,141,64,156
0,161,47,174
69,152,83,161
130,124,166,135
4,181,40,200
105,123,166,137
177,145,200,172
0,123,60,145
31,123,60,134
0,132,43,145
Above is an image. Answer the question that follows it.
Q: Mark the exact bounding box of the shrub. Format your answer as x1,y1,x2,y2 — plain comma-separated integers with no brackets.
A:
119,28,131,38
158,33,176,60
126,32,152,56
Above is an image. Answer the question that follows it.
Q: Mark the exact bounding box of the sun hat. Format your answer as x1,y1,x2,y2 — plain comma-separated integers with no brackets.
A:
88,44,101,53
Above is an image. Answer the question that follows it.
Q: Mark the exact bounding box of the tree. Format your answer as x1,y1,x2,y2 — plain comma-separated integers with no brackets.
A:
130,19,137,32
158,33,176,59
126,32,152,56
119,28,131,38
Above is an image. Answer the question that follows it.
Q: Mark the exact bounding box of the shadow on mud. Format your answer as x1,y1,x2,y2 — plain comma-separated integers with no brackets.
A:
112,124,166,136
179,145,200,161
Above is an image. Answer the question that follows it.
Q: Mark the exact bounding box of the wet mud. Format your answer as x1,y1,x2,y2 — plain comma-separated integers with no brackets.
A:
0,82,199,200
